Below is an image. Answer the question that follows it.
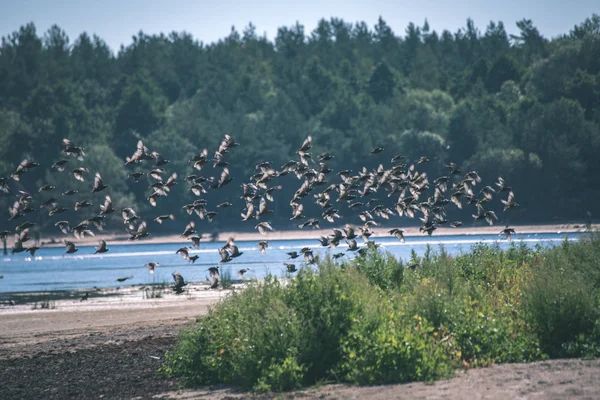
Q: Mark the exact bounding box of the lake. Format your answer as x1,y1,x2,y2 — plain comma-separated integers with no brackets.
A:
0,232,582,293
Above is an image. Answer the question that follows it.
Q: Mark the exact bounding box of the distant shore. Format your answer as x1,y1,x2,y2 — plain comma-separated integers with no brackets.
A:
9,222,593,249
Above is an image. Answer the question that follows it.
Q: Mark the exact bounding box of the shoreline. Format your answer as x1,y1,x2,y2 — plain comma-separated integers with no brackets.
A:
9,222,593,249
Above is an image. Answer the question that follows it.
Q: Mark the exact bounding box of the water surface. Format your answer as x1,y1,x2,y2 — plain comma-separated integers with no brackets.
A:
0,232,581,293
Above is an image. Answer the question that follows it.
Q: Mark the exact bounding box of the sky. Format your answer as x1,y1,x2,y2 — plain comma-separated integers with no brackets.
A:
0,0,598,51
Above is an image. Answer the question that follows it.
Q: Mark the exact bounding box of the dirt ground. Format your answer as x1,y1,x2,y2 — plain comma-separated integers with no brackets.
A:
1,285,599,400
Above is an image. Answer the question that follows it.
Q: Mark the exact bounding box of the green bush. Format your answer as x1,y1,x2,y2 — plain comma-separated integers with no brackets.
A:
522,239,600,358
163,237,600,392
353,249,403,290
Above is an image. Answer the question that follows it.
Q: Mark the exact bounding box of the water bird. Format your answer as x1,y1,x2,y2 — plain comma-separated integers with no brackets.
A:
500,227,516,241
258,241,268,254
218,247,233,264
238,268,250,277
172,272,187,294
388,228,405,243
92,173,108,193
445,162,461,175
346,239,359,251
208,266,220,278
319,152,334,161
190,149,209,170
95,240,109,254
128,172,145,182
74,200,93,211
116,275,133,282
208,276,219,289
11,159,39,181
297,136,312,153
154,214,175,224
496,177,512,192
16,221,36,231
51,159,69,171
62,138,85,160
181,221,196,237
72,167,89,182
148,170,168,187
285,263,297,273
11,239,25,254
39,184,55,192
55,221,71,234
501,191,519,211
287,251,300,259
255,222,273,235
146,262,160,274
65,241,78,254
26,246,40,256
152,151,169,166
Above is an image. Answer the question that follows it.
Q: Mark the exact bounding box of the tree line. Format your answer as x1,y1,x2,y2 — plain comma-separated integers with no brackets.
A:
0,15,599,235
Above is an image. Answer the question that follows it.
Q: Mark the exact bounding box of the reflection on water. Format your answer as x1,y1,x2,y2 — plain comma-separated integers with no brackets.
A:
0,232,582,293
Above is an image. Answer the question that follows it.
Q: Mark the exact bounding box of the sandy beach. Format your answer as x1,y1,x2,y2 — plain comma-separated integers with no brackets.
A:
8,222,592,249
1,224,599,399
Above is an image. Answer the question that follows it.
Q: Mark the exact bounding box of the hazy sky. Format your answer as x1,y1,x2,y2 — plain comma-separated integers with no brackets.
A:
1,0,598,51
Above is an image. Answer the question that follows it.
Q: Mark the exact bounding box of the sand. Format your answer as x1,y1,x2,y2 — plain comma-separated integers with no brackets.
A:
10,222,593,249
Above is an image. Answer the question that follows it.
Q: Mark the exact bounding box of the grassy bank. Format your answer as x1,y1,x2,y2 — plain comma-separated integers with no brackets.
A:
162,235,600,392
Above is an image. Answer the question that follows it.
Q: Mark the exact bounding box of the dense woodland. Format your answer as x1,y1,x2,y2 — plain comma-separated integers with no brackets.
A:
1,15,599,235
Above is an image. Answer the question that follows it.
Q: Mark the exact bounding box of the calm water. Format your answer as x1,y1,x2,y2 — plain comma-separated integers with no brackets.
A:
0,232,582,293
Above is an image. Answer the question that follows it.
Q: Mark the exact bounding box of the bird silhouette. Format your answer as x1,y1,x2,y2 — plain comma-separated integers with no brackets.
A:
146,262,160,274
238,268,250,278
285,263,297,273
65,241,78,254
500,227,516,241
172,272,187,294
95,240,109,254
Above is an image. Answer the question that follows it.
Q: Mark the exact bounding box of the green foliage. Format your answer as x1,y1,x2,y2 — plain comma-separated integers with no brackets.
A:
522,236,600,357
2,15,600,232
353,249,403,290
163,239,600,392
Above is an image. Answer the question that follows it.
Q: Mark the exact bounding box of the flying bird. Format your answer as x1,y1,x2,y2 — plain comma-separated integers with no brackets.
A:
172,272,187,294
500,227,516,241
65,241,78,254
92,173,108,193
238,268,250,278
255,222,273,235
146,262,160,274
154,214,175,224
95,240,109,254
258,240,268,254
285,263,297,273
388,228,405,243
72,167,89,182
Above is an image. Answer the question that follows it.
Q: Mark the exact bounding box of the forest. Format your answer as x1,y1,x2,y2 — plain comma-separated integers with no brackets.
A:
0,14,599,235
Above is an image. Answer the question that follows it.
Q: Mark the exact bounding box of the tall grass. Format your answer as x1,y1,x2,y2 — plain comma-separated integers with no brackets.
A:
162,235,600,391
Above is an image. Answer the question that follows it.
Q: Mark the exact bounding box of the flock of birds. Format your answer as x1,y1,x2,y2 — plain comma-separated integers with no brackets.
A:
0,135,519,296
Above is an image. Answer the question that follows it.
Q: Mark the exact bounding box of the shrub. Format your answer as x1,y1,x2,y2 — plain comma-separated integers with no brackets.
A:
163,237,600,392
353,249,403,290
522,249,599,358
